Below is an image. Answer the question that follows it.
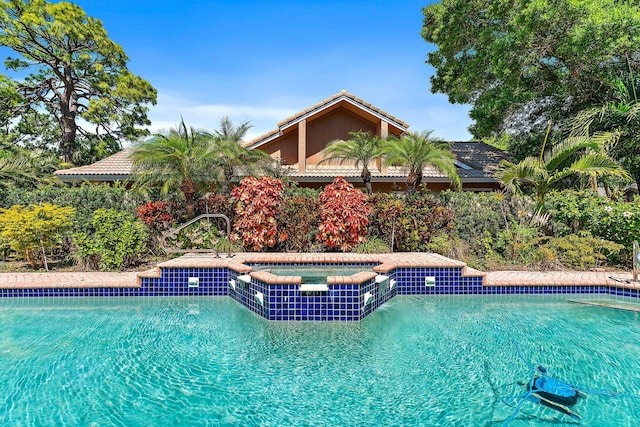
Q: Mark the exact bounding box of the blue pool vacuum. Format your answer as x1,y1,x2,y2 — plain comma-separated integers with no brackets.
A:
502,345,584,425
523,365,582,420
502,342,640,425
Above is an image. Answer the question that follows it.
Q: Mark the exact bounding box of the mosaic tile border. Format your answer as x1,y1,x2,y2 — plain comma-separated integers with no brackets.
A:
2,261,638,322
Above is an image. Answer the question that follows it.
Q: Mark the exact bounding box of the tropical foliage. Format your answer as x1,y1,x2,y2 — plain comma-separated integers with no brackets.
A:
382,131,460,194
231,176,285,251
278,195,321,252
317,177,371,251
496,131,629,212
320,130,384,194
132,119,216,218
208,116,271,195
368,192,454,252
73,208,148,270
571,81,640,189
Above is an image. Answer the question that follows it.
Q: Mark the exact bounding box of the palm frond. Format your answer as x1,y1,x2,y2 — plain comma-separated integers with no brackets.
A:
382,130,460,191
568,154,631,180
543,136,599,171
495,157,545,195
569,107,602,137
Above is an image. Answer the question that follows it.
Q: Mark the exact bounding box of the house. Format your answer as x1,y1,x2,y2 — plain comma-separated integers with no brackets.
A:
54,90,509,191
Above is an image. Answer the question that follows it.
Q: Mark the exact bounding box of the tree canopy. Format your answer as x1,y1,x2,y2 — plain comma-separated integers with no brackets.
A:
422,0,640,141
0,0,157,163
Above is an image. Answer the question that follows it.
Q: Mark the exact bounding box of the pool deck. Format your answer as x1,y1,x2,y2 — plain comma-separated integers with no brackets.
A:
0,252,638,290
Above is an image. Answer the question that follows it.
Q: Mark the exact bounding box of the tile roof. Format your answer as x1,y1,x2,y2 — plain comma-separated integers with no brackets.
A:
450,142,512,173
53,142,508,184
54,148,134,181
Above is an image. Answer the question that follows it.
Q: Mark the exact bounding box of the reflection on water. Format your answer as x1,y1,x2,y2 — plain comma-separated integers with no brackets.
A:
1,295,640,426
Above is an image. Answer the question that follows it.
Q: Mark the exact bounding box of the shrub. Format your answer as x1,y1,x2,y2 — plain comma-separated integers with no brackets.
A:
545,190,606,236
533,234,624,270
593,200,640,250
278,195,321,252
435,190,518,258
196,193,235,223
0,183,149,235
135,201,182,235
352,237,391,254
367,193,404,248
399,194,454,251
494,222,542,265
163,220,228,252
231,176,285,251
424,234,469,260
317,177,371,251
0,203,75,268
368,192,455,252
74,208,148,270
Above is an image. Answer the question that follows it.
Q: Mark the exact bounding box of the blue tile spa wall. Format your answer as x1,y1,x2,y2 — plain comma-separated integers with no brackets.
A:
139,268,229,296
360,273,397,319
227,270,397,321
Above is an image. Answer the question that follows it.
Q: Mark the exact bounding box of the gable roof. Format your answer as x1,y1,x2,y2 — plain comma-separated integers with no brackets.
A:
53,148,134,182
245,90,410,150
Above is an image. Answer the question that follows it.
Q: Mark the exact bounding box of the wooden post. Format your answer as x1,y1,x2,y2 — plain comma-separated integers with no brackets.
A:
298,119,306,173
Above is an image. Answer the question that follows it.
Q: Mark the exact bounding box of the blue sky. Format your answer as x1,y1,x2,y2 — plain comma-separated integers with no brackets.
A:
69,0,472,141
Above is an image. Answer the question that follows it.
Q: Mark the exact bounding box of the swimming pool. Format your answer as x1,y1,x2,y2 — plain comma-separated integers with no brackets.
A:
1,295,639,426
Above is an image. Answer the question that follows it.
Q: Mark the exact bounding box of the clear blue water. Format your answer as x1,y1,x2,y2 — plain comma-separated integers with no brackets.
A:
1,295,640,426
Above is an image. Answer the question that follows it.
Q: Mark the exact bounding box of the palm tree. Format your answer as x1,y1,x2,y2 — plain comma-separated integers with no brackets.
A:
320,131,383,194
496,131,630,213
209,136,271,195
209,116,270,195
382,130,461,195
131,118,215,218
214,116,253,142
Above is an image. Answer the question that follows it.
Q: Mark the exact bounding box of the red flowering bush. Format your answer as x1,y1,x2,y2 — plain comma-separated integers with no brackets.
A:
231,176,286,251
135,201,181,234
317,177,371,251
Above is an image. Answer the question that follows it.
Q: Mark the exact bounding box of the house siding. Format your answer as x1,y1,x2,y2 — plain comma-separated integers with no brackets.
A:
306,108,377,166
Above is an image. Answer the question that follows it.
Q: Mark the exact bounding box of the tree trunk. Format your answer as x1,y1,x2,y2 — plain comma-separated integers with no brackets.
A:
60,111,77,163
222,166,234,195
406,170,422,195
361,167,372,195
181,179,196,218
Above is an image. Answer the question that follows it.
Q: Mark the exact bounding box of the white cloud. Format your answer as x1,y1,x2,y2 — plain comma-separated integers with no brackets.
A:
145,90,296,140
145,88,474,144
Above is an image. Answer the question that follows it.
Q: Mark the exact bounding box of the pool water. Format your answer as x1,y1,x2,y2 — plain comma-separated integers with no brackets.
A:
255,265,370,283
1,295,640,426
